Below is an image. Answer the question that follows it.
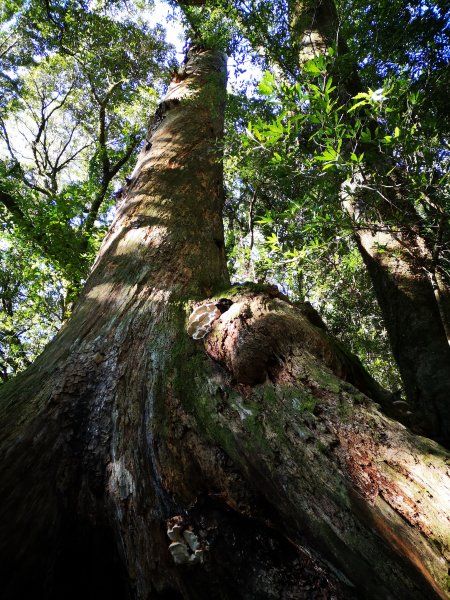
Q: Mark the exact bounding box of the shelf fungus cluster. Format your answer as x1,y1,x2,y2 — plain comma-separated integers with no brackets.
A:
187,299,233,340
167,518,204,566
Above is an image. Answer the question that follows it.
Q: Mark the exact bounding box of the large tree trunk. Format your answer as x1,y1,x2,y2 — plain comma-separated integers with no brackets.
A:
286,0,450,446
0,47,449,600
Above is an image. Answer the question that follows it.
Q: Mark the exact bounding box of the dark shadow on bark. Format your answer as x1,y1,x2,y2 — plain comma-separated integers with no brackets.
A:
358,245,450,444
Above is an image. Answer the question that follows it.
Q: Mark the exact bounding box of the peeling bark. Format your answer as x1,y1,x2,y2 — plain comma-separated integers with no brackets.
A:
0,47,449,600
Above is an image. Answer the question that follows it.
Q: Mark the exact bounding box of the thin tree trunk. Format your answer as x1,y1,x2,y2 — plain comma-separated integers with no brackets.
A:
288,0,450,446
0,47,449,600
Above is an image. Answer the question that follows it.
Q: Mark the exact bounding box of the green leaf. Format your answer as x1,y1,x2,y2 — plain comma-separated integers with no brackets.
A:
352,92,370,100
303,61,322,75
348,100,369,113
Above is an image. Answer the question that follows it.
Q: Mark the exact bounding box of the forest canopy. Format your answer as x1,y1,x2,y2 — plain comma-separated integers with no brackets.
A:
1,0,449,394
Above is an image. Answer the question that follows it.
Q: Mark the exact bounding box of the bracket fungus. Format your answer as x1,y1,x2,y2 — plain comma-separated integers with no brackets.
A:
167,519,204,565
187,299,233,340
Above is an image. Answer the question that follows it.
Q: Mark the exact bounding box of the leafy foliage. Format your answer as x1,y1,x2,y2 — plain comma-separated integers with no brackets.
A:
0,227,65,382
220,0,449,388
0,0,175,377
223,81,404,387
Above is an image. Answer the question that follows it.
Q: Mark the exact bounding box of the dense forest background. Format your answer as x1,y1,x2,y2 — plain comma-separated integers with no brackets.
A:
2,0,448,390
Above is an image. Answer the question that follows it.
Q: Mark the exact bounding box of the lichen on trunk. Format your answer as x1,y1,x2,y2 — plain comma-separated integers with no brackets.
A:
0,46,232,600
185,287,450,600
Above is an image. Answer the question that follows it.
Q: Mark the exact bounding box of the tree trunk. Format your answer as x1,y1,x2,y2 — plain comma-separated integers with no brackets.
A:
287,0,450,446
0,47,449,600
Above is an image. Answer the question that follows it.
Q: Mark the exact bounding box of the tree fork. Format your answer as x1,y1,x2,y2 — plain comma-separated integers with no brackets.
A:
0,47,449,600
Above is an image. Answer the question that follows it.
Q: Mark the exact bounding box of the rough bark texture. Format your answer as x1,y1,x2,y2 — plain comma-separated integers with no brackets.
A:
200,288,450,599
0,47,449,600
0,47,230,600
288,0,450,446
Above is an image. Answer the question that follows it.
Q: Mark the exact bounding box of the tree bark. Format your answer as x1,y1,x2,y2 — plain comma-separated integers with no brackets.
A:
0,46,229,599
0,47,449,600
287,0,450,446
